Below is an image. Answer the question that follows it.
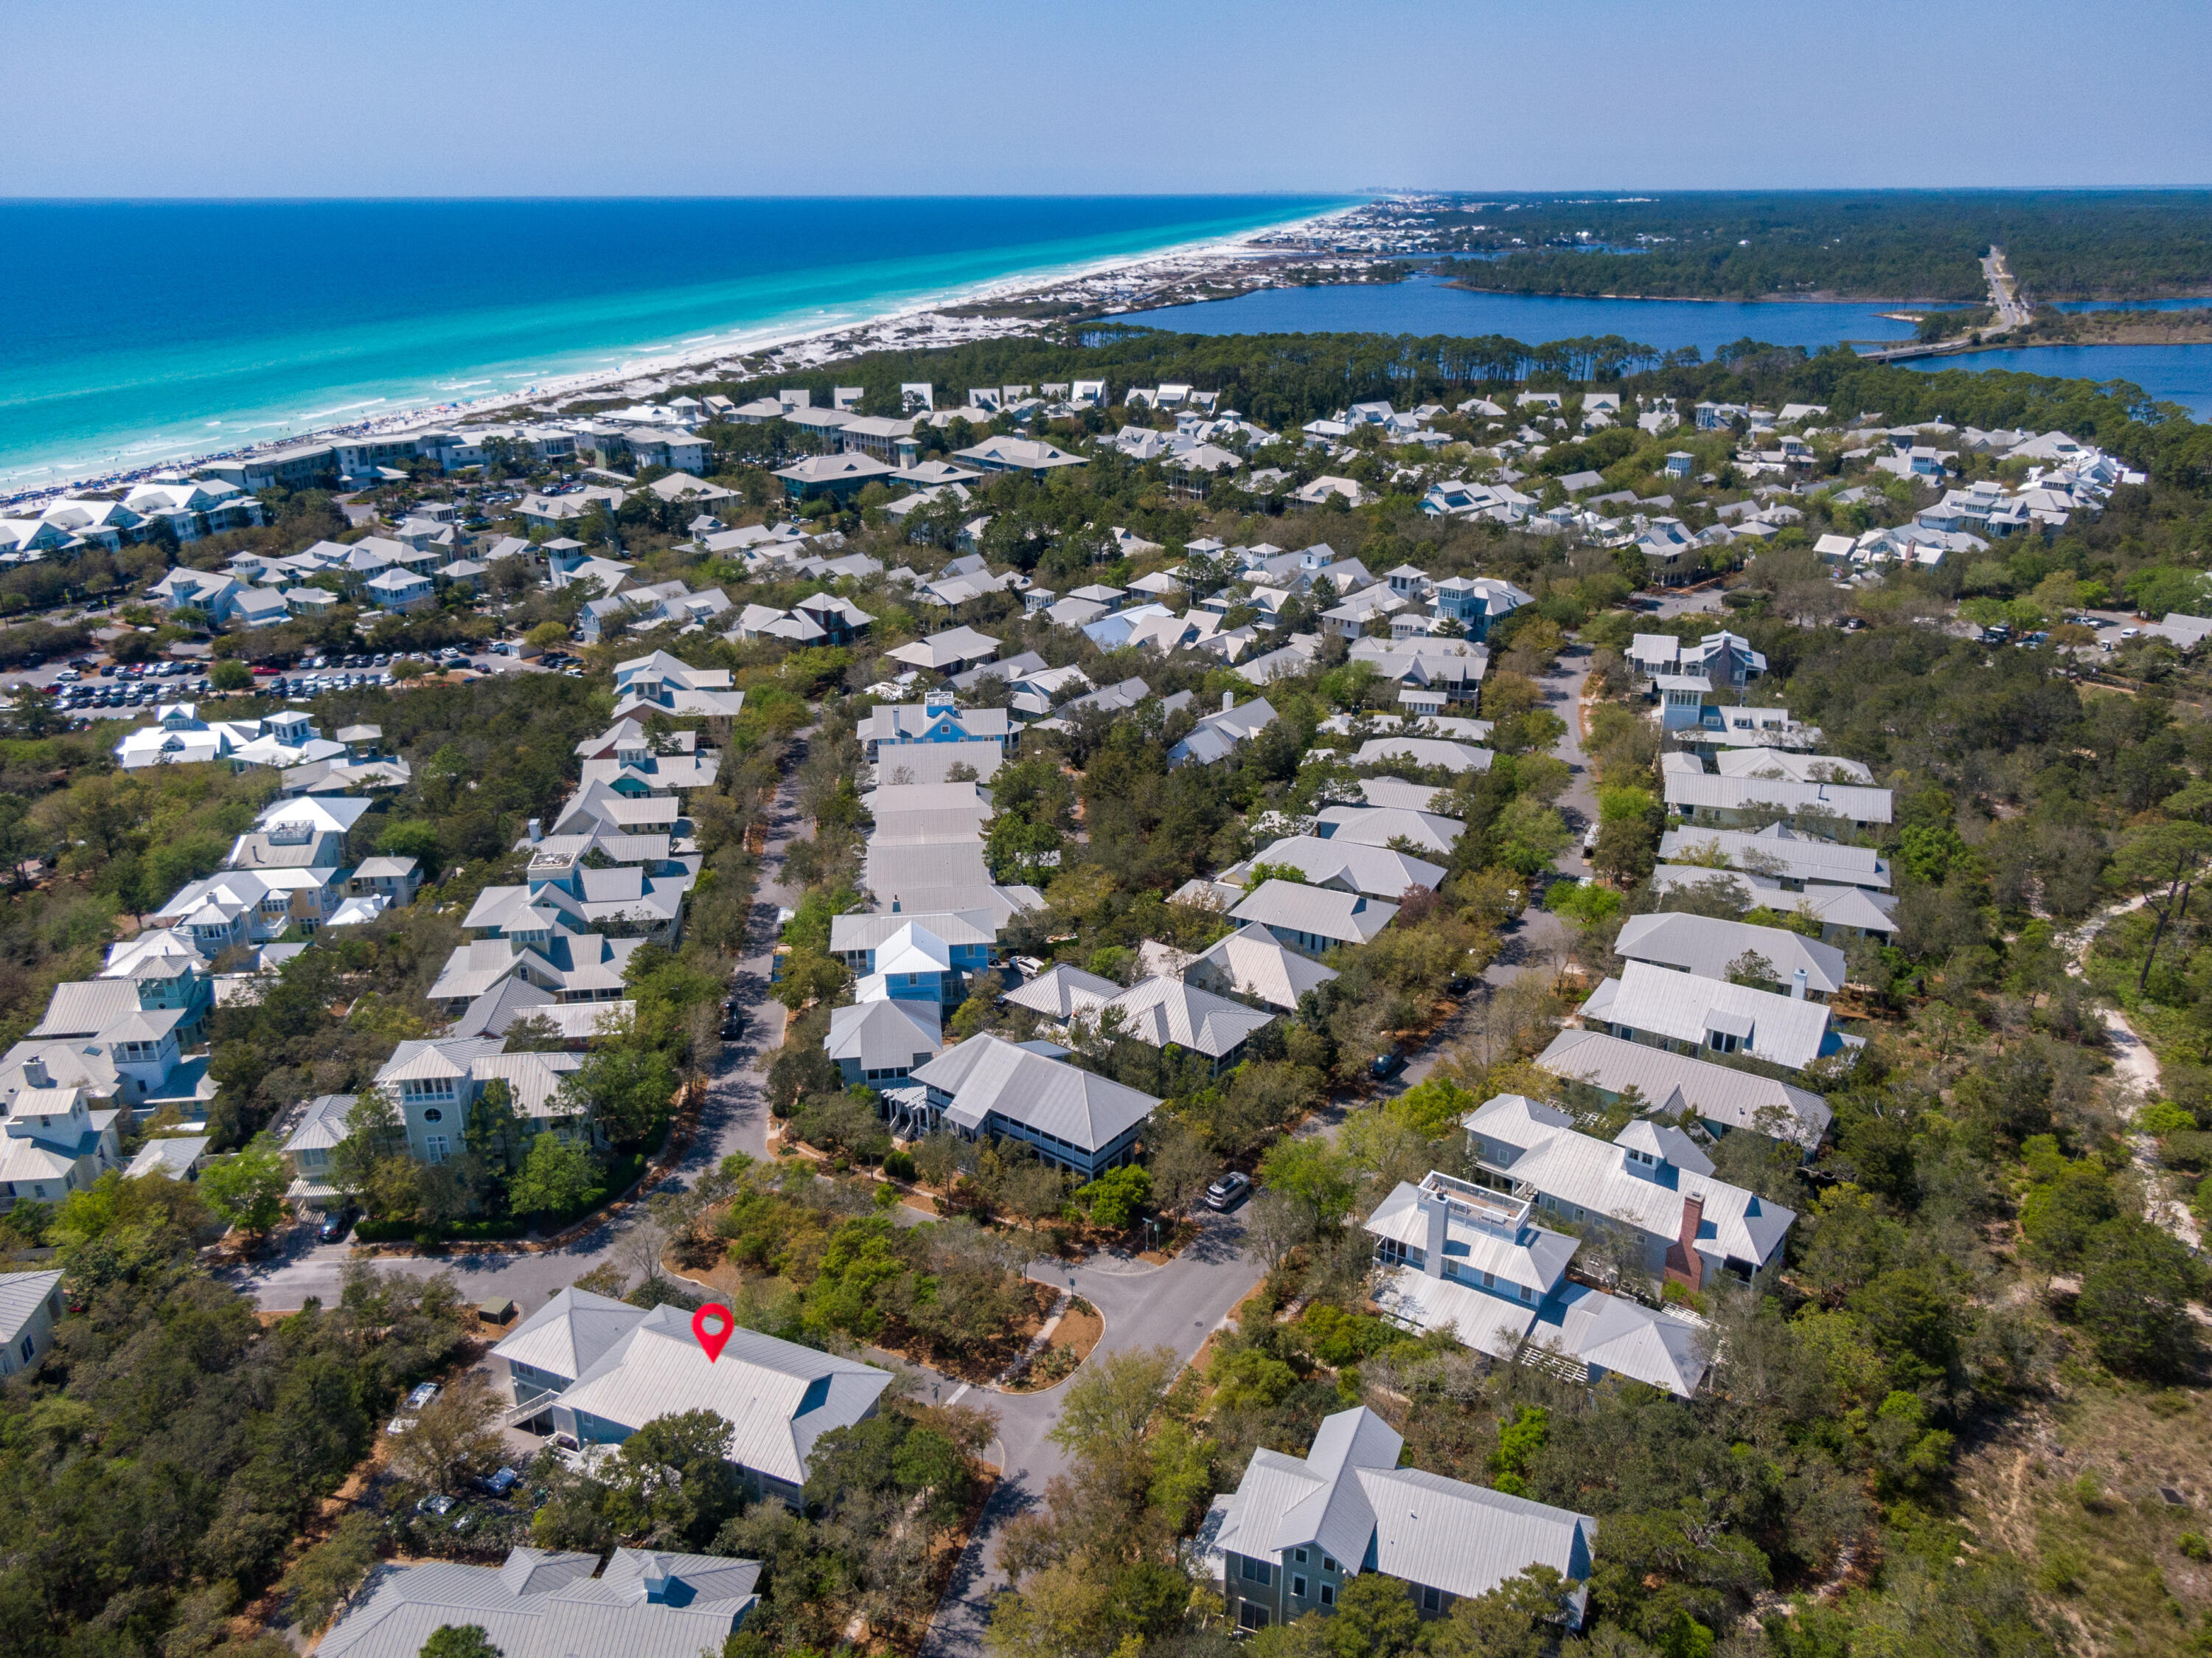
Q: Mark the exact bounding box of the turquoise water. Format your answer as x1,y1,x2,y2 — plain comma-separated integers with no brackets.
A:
0,196,1341,496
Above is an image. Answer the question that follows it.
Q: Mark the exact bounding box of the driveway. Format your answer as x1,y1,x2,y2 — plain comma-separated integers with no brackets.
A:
919,1207,1260,1658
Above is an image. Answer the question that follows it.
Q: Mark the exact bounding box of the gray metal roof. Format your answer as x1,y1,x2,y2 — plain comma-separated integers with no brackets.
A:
1185,923,1340,1011
1229,880,1398,946
1098,976,1276,1059
1656,825,1891,889
1213,1406,1596,1603
826,998,943,1071
1536,1027,1830,1146
1663,769,1894,825
1464,1094,1795,1270
1004,963,1119,1019
0,1269,62,1344
493,1286,646,1384
1232,835,1444,898
317,1545,758,1658
552,1309,890,1485
1614,911,1847,996
912,1033,1158,1153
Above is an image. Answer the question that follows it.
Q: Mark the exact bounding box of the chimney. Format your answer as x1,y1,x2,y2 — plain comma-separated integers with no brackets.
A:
1422,1187,1449,1278
1666,1193,1706,1293
1791,968,1806,1001
24,1057,49,1089
527,818,542,843
1221,690,1235,713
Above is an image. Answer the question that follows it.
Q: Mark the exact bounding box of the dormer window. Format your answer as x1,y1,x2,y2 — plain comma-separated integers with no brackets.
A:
1706,1030,1741,1053
1627,1148,1656,1167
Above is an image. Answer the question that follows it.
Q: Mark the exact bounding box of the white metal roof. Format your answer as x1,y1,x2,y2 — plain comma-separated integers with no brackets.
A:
1580,960,1850,1072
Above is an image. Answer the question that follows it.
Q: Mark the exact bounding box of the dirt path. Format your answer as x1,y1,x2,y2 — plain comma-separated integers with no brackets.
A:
2059,894,2201,1248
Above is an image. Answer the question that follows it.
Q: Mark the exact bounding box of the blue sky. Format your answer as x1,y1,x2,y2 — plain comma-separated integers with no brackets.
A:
5,0,2210,196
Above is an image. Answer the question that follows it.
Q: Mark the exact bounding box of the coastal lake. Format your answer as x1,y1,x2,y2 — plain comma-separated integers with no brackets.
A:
1134,274,2212,417
0,195,1340,494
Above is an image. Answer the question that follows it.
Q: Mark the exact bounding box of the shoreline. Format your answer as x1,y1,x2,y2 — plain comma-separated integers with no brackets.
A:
1,204,1362,508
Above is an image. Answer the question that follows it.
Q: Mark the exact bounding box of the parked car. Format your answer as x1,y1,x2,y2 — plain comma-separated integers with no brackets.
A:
481,1467,521,1497
318,1204,358,1243
1582,822,1601,853
1371,1049,1407,1081
417,1494,456,1517
403,1381,441,1412
1204,1170,1252,1211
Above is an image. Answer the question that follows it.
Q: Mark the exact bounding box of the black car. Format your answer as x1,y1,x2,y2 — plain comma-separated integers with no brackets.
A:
318,1205,358,1243
1204,1170,1252,1211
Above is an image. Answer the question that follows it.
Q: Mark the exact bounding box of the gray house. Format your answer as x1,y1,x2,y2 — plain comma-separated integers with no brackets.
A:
1212,1406,1596,1631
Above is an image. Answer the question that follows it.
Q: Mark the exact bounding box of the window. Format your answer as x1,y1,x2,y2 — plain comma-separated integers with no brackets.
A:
1292,1575,1308,1600
1237,1605,1270,1631
1239,1558,1273,1586
1520,1285,1534,1302
18,1336,30,1362
1294,1550,1307,1564
1421,1586,1442,1613
1481,1270,1496,1288
1322,1557,1336,1573
425,1135,449,1163
422,1108,443,1123
1321,1584,1336,1607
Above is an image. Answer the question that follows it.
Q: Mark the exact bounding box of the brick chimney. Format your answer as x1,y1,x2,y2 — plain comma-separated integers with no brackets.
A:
1663,1193,1706,1292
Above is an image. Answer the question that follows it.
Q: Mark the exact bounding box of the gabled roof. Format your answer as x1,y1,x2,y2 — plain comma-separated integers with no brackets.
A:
1097,976,1276,1059
826,998,943,1070
1537,1027,1831,1148
911,1033,1159,1154
492,1286,648,1383
1613,911,1847,996
1580,960,1853,1072
1185,923,1340,1011
1004,962,1119,1020
1229,880,1398,946
552,1308,891,1484
1231,836,1444,899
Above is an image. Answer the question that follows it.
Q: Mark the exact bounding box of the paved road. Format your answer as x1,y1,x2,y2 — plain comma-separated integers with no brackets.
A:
1982,248,2032,331
222,729,813,1315
917,1207,1262,1658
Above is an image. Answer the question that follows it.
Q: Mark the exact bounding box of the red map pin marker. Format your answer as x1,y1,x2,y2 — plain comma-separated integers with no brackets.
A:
691,1303,735,1363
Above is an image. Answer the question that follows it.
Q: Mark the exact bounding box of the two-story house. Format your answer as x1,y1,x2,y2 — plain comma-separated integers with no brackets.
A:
0,1066,122,1209
373,1037,590,1165
1461,1095,1794,1292
897,1033,1157,1179
1212,1406,1596,1632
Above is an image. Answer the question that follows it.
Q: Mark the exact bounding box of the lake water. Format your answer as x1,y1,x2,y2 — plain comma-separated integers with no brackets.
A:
1131,273,1923,354
0,195,1340,496
1134,274,2212,417
1905,345,2212,417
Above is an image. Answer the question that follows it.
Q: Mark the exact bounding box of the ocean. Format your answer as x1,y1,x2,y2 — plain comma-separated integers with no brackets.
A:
0,195,1341,496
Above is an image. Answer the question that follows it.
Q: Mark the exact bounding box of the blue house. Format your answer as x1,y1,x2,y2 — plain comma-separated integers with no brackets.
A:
848,920,970,1005
1430,576,1531,642
831,911,998,998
